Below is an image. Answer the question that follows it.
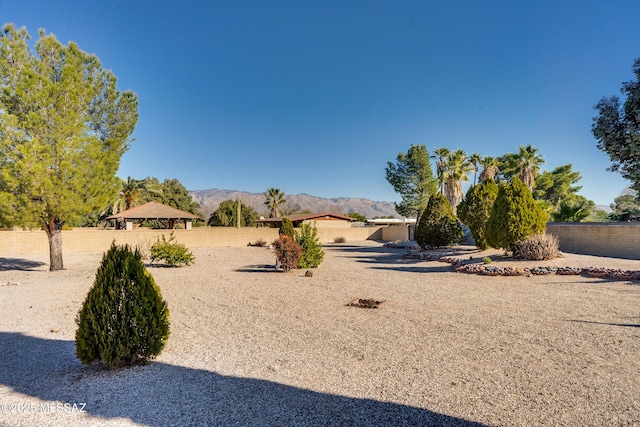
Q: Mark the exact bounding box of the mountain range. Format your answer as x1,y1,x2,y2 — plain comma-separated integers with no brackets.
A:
189,189,399,220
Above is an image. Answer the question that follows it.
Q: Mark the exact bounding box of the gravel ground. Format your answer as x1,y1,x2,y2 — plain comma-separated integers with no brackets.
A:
1,241,640,426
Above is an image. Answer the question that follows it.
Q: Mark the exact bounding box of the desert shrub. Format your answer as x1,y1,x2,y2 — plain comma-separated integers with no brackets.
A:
75,243,170,368
296,222,324,268
482,257,492,264
333,236,347,243
485,177,548,252
457,180,499,250
512,233,560,260
415,193,463,249
149,232,194,267
279,218,296,240
272,235,302,272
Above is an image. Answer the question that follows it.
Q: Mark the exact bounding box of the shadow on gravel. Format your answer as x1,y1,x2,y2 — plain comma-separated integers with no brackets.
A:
568,319,640,328
0,332,489,427
326,244,459,273
0,257,46,271
235,264,280,273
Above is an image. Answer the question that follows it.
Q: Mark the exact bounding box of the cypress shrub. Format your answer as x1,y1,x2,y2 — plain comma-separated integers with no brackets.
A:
485,177,548,252
457,180,499,250
296,222,324,268
75,243,170,368
279,218,296,240
416,193,463,249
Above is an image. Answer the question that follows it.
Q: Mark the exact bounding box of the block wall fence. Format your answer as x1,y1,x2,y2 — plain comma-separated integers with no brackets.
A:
3,224,636,259
0,225,401,256
545,223,640,260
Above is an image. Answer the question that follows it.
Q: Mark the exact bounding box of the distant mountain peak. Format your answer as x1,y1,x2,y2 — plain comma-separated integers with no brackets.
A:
190,188,399,220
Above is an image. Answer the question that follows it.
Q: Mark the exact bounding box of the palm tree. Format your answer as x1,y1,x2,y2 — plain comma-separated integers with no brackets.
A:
479,156,500,183
432,147,451,195
469,152,482,185
443,149,473,213
264,187,286,218
112,177,163,214
513,145,544,190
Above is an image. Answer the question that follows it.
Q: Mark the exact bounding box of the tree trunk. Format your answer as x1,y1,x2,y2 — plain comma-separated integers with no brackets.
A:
43,218,64,271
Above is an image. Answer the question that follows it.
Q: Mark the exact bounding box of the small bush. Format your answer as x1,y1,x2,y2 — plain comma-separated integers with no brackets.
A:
333,236,346,244
272,235,302,272
482,257,492,264
512,233,560,260
297,222,324,268
149,232,195,267
75,243,170,368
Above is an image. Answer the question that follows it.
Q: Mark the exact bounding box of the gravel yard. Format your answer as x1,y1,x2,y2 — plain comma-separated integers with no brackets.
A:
1,241,639,426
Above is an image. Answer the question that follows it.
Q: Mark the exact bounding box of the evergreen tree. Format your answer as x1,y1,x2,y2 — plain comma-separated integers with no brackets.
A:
279,218,296,240
592,56,640,194
0,25,138,270
486,177,548,251
457,180,499,250
415,193,463,249
296,222,324,268
385,144,438,220
75,243,169,368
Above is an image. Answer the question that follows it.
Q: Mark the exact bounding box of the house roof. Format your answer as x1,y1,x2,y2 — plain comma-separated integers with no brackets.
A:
106,201,202,220
255,213,355,224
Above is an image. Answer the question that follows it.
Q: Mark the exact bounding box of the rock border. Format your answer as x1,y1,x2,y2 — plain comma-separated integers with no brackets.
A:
403,252,640,281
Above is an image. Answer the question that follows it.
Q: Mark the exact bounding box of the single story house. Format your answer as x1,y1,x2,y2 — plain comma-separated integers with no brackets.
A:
255,213,355,229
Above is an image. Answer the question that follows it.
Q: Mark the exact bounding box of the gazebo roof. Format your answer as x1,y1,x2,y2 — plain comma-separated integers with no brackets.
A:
106,201,202,221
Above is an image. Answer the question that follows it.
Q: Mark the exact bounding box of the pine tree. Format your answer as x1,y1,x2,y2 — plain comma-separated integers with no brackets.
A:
75,243,170,368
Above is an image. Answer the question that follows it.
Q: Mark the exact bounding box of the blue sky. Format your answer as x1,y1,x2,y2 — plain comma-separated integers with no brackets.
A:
2,1,640,206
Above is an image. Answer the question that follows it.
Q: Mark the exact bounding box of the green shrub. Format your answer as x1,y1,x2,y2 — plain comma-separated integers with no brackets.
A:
296,222,324,268
512,233,560,260
485,177,548,252
415,193,463,249
75,243,170,368
272,235,302,272
457,180,499,250
149,232,194,267
482,257,492,264
279,218,296,240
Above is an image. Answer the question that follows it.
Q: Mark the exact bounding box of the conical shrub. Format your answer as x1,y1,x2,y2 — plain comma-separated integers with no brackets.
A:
279,218,296,240
75,243,170,368
296,222,324,268
485,177,548,251
416,193,463,249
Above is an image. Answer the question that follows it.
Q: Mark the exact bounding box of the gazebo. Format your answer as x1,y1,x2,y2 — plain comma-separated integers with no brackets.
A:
106,201,202,230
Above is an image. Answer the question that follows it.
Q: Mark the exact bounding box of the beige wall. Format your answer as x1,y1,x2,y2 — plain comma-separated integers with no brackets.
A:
546,223,640,260
5,224,639,259
0,226,387,256
380,225,410,242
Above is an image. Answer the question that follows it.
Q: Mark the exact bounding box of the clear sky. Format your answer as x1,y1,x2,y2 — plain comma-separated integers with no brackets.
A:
2,1,640,206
